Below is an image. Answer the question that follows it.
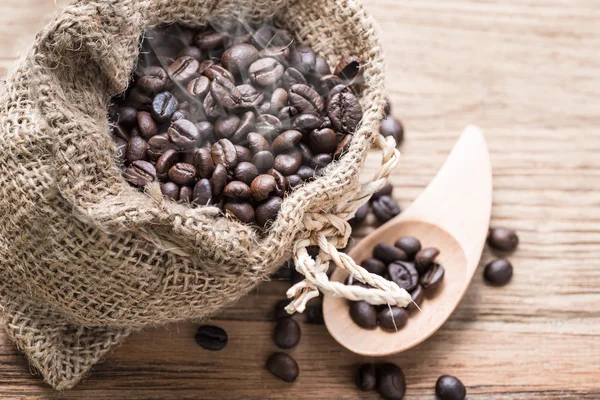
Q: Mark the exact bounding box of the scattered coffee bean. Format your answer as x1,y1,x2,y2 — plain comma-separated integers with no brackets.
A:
349,301,377,329
394,236,422,260
378,306,408,331
436,375,467,400
483,259,513,286
420,263,445,290
304,303,324,325
266,352,299,383
380,116,404,147
356,363,377,391
195,325,228,351
487,227,519,252
372,182,393,200
372,195,400,222
373,243,408,264
274,299,291,319
273,318,301,349
376,363,406,400
350,203,370,226
414,247,440,275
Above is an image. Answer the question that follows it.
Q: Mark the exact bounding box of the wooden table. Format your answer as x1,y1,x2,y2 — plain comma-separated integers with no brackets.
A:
1,1,599,398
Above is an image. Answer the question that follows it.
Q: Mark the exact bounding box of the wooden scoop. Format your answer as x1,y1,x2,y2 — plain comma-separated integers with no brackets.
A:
322,126,492,356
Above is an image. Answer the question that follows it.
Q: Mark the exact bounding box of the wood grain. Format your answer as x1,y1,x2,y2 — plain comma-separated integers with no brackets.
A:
1,0,599,398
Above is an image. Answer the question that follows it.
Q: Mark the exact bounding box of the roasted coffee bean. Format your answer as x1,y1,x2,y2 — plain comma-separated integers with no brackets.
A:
420,263,445,290
282,67,307,89
487,227,519,252
293,113,322,132
248,132,271,154
253,151,275,172
372,195,400,222
349,301,377,329
329,83,350,99
235,145,253,162
388,261,419,291
195,121,214,141
309,128,337,154
278,106,300,122
193,178,213,205
273,298,292,318
273,317,301,349
214,115,240,139
258,101,272,115
193,148,215,178
251,174,277,202
210,75,242,110
156,149,179,180
114,137,128,164
266,352,299,383
203,64,236,83
127,87,152,109
289,45,316,74
270,28,294,47
274,150,302,175
376,363,406,400
147,134,171,161
168,56,199,84
248,58,284,86
408,284,424,311
380,116,404,147
177,45,203,61
151,92,178,123
168,162,197,185
180,186,193,203
210,163,228,197
361,258,386,276
259,46,290,63
320,74,343,92
187,76,211,99
224,33,252,48
328,91,363,133
221,43,260,76
235,84,264,110
113,124,130,142
304,303,324,324
334,56,363,82
334,134,353,159
270,88,288,112
171,109,191,121
297,165,315,180
414,247,440,275
256,114,282,140
256,196,282,227
298,143,314,163
436,375,467,400
378,306,408,331
138,66,169,93
230,111,255,144
223,181,251,200
123,160,156,186
223,201,255,223
395,236,422,260
285,174,303,189
161,182,179,201
314,56,331,77
373,243,407,264
268,169,286,196
483,259,513,286
250,25,274,48
203,92,224,119
195,325,228,351
168,119,200,150
356,364,377,391
372,182,393,200
350,202,370,226
289,84,324,115
272,130,302,154
195,30,226,50
116,106,138,127
126,136,148,163
310,153,333,170
137,111,158,139
233,162,259,186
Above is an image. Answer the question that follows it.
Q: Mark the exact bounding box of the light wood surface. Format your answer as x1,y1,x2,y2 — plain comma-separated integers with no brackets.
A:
1,0,599,399
324,126,492,356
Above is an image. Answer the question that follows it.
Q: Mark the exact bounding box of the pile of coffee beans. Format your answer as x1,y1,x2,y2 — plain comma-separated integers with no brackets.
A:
347,237,444,330
109,21,365,227
484,227,519,285
351,182,401,226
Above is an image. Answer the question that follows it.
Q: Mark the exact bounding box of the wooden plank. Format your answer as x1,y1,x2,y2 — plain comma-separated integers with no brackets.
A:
0,0,599,398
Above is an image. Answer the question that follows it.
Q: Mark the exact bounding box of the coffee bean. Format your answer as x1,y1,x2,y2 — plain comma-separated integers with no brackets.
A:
235,84,265,110
211,139,238,169
328,91,363,133
203,64,236,84
147,134,171,161
230,111,255,144
256,114,282,140
487,227,519,252
414,247,440,275
253,150,275,172
293,113,322,133
151,91,178,122
388,261,419,291
285,174,303,189
180,185,193,203
137,111,158,139
126,136,148,163
266,352,299,383
250,25,274,48
272,130,302,154
297,165,315,180
314,56,331,77
334,56,363,82
372,182,393,200
356,364,377,391
114,137,128,164
123,160,156,186
177,45,203,61
320,74,343,92
235,145,253,162
349,301,377,329
384,97,392,115
193,178,212,205
116,106,138,128
161,182,179,201
256,196,282,227
373,243,407,264
247,132,271,154
372,195,400,222
210,75,242,110
248,58,284,86
203,92,224,119
298,143,313,163
289,84,324,115
282,67,307,89
251,174,277,202
278,106,300,123
310,153,333,170
407,284,424,311
274,150,302,175
195,30,226,50
334,134,353,159
395,236,422,261
273,298,292,318
350,202,370,226
273,318,301,349
138,66,169,93
258,101,272,115
168,56,199,84
376,363,406,400
267,169,286,196
309,128,337,154
420,263,445,290
187,76,211,99
192,148,214,179
233,162,259,186
361,258,386,276
271,29,294,47
436,375,467,400
223,181,251,200
380,116,404,147
195,121,214,142
304,303,324,325
210,164,228,197
195,325,228,351
171,109,190,121
168,162,196,185
127,87,152,110
259,46,290,63
378,306,408,331
223,201,255,223
289,45,316,74
221,43,260,76
168,119,200,150
225,33,252,48
156,149,179,180
483,259,512,286
270,88,288,112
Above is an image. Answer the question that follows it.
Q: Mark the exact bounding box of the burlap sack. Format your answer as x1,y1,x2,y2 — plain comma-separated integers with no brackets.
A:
0,0,410,390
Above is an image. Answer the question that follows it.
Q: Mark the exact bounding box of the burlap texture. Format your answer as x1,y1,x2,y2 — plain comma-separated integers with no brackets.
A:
0,0,388,390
